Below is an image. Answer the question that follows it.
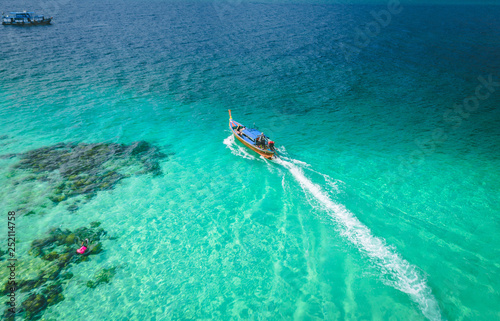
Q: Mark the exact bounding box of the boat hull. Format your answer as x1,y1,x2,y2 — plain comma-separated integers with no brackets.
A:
229,120,275,159
2,19,51,25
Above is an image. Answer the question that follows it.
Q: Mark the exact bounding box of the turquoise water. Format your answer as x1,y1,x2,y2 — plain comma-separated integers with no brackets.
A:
1,1,499,320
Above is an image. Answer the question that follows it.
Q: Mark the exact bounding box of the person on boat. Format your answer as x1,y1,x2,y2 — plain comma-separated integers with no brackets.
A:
236,125,245,135
269,140,275,151
256,133,266,148
76,238,89,254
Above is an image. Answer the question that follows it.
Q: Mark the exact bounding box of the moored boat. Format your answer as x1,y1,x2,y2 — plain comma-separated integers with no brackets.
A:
2,11,52,25
228,110,276,159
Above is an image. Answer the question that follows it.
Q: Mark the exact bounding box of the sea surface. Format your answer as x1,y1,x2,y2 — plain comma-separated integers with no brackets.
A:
1,0,499,320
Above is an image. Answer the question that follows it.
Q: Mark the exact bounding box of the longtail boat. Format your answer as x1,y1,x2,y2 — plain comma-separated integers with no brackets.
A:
228,109,276,159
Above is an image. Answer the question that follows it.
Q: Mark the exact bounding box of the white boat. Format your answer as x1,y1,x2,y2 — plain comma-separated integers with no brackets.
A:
2,11,52,25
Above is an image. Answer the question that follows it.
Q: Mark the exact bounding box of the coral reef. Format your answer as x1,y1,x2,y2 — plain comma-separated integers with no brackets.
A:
15,141,167,203
2,222,108,321
86,267,118,289
0,141,166,319
3,141,170,214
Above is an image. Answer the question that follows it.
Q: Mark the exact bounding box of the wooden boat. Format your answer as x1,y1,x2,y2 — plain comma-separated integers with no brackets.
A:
228,109,276,159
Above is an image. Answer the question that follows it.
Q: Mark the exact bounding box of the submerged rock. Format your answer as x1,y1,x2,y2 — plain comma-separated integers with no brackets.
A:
43,283,64,306
86,242,103,255
0,153,16,159
1,223,111,320
86,266,118,289
64,233,76,245
22,294,48,320
17,279,43,293
41,263,62,281
41,251,59,261
90,221,101,228
29,225,107,259
67,203,79,212
57,253,74,267
7,141,169,210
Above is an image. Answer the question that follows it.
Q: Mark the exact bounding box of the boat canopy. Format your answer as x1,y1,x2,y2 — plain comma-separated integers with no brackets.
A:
5,12,34,18
241,128,261,141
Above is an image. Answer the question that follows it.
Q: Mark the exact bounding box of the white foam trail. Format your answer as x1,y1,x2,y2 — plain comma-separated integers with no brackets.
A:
308,167,343,193
290,158,311,167
282,152,342,192
223,135,257,160
275,156,443,321
276,145,287,154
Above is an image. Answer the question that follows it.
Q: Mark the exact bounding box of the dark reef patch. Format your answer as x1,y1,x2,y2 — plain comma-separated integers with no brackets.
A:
5,141,170,213
86,266,118,289
2,223,109,321
28,223,107,259
19,141,166,175
0,153,16,159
